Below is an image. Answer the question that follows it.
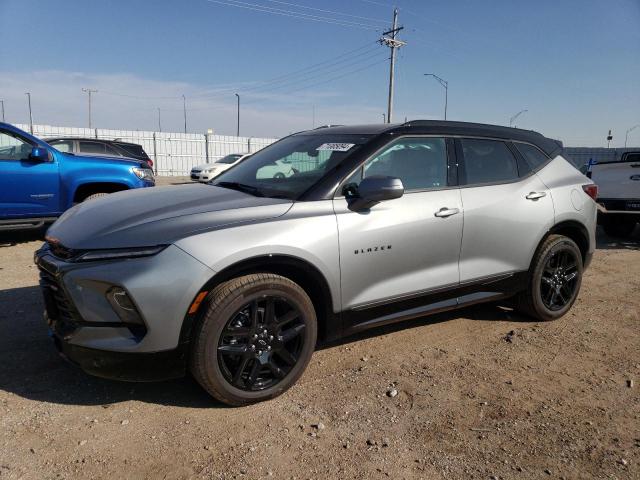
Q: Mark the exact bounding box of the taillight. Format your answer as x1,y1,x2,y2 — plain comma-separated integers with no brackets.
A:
582,184,598,200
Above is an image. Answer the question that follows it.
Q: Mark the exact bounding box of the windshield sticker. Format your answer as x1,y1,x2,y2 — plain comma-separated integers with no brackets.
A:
316,143,355,152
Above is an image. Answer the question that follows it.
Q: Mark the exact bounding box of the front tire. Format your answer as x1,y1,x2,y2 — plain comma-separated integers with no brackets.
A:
83,192,109,201
190,274,317,406
516,235,583,321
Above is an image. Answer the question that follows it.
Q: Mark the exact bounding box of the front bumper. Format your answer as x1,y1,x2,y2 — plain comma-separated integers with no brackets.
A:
51,324,188,382
34,243,215,379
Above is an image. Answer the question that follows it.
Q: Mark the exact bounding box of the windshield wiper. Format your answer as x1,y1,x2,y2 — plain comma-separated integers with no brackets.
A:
214,181,264,197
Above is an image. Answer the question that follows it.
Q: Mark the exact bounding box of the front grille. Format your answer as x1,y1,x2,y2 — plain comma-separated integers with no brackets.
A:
39,268,79,338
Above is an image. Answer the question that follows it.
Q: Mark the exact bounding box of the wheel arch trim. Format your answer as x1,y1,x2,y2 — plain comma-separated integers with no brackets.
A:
179,253,339,346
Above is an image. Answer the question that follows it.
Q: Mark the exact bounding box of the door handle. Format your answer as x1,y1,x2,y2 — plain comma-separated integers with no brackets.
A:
434,207,460,218
526,191,547,200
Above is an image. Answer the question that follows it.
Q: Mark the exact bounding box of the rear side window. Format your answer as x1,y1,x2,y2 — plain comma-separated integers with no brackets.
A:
514,142,549,173
78,141,106,154
460,138,519,184
103,144,121,156
624,153,640,162
115,142,147,159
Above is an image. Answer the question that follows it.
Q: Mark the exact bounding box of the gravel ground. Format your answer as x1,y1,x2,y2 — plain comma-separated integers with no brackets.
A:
0,182,638,479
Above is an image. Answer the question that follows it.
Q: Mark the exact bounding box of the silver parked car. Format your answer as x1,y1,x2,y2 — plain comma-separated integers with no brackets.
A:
35,121,598,406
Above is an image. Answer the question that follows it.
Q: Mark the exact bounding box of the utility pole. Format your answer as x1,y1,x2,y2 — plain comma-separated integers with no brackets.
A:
0,100,4,122
509,109,527,128
424,73,448,120
625,125,639,148
606,129,613,148
82,88,98,129
312,105,316,128
379,8,405,123
182,94,187,134
235,93,240,136
25,93,33,133
382,113,386,123
157,107,162,132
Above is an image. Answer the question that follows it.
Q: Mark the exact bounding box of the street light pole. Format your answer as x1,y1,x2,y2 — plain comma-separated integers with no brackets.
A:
0,100,4,122
157,107,162,132
424,73,448,120
235,93,240,137
625,125,639,148
509,109,528,128
82,88,97,129
25,93,33,133
182,94,187,134
382,113,386,123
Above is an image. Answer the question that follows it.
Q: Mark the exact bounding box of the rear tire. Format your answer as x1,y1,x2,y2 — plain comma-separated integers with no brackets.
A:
190,274,317,406
83,192,109,202
602,215,637,238
516,235,583,321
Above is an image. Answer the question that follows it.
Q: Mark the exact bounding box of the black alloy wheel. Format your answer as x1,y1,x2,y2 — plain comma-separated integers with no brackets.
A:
217,296,306,391
539,249,580,311
190,273,317,406
516,234,583,321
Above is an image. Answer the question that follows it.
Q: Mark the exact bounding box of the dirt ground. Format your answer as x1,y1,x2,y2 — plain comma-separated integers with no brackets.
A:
0,182,638,479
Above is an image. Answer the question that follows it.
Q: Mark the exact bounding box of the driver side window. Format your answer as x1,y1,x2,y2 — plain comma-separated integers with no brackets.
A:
0,131,33,161
344,137,448,194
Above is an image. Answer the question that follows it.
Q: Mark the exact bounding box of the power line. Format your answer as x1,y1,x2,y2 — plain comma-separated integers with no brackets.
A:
95,42,381,104
243,57,389,105
206,0,382,30
193,45,384,100
261,0,388,25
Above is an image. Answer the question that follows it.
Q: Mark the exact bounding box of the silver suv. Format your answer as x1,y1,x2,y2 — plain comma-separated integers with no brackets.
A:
35,121,598,406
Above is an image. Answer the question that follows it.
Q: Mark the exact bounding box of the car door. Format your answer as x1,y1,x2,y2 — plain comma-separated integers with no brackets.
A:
333,136,463,313
0,129,60,217
456,138,555,282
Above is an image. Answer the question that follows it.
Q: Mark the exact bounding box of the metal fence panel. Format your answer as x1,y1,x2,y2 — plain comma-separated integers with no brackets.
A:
11,123,278,176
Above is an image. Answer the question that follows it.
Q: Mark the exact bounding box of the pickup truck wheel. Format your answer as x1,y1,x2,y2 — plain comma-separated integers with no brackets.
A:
602,215,637,238
190,273,317,406
516,235,583,321
83,192,109,202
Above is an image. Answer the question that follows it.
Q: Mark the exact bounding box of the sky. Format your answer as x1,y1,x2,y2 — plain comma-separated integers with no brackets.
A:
1,0,639,146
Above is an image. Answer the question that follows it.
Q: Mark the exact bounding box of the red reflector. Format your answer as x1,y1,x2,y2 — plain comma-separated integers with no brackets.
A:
582,184,598,200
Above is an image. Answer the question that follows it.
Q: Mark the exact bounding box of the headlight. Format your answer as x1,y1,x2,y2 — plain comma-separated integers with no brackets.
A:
76,245,167,262
131,167,154,181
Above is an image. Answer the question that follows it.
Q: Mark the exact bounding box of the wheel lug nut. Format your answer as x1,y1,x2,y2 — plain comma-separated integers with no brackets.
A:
263,329,267,334
258,350,263,355
267,346,271,351
253,334,258,339
269,335,274,340
250,344,255,350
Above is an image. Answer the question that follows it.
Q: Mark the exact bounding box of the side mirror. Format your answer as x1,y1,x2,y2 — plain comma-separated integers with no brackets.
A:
28,146,49,162
348,175,404,211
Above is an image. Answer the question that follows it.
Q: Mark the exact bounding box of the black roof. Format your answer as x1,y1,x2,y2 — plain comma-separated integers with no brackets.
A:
299,120,563,157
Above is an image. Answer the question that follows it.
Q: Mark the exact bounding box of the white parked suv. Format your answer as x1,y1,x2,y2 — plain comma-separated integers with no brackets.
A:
190,154,251,182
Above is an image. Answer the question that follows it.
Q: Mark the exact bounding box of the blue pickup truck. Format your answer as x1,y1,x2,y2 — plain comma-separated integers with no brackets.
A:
0,122,155,230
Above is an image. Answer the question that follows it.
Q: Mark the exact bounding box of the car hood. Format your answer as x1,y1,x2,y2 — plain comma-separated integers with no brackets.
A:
66,152,147,168
46,184,293,250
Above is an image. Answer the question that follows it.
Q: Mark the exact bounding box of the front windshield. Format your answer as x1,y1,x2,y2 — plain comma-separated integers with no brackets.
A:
212,134,371,199
216,154,243,164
